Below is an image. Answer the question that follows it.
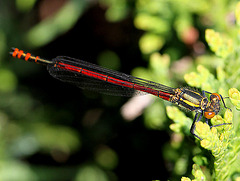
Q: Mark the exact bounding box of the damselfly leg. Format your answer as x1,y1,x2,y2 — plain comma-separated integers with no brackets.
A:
190,113,203,140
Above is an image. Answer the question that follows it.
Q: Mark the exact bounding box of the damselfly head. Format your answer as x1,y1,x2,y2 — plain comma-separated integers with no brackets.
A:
210,93,221,101
204,109,215,119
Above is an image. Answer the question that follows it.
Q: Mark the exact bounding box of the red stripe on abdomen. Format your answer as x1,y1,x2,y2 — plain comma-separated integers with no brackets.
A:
57,62,173,100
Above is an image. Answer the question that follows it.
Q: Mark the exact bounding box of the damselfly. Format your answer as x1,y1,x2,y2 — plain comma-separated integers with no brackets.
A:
10,48,231,140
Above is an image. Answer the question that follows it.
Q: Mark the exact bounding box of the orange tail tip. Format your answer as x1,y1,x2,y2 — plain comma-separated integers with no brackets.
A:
10,47,19,57
10,47,53,65
10,48,32,61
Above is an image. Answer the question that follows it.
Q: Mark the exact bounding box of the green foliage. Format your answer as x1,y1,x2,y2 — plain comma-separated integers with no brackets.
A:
179,3,240,181
1,0,240,180
134,0,237,57
99,0,129,22
25,0,88,47
130,1,240,179
16,0,36,12
229,88,240,110
123,0,240,180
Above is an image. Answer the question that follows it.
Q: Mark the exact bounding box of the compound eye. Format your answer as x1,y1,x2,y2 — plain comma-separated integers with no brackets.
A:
211,93,221,100
204,111,215,119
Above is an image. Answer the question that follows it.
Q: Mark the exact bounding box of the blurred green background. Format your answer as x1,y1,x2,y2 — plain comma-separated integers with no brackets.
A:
0,0,239,180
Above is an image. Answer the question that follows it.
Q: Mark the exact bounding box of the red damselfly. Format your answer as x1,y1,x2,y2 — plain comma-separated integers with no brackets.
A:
10,48,231,140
